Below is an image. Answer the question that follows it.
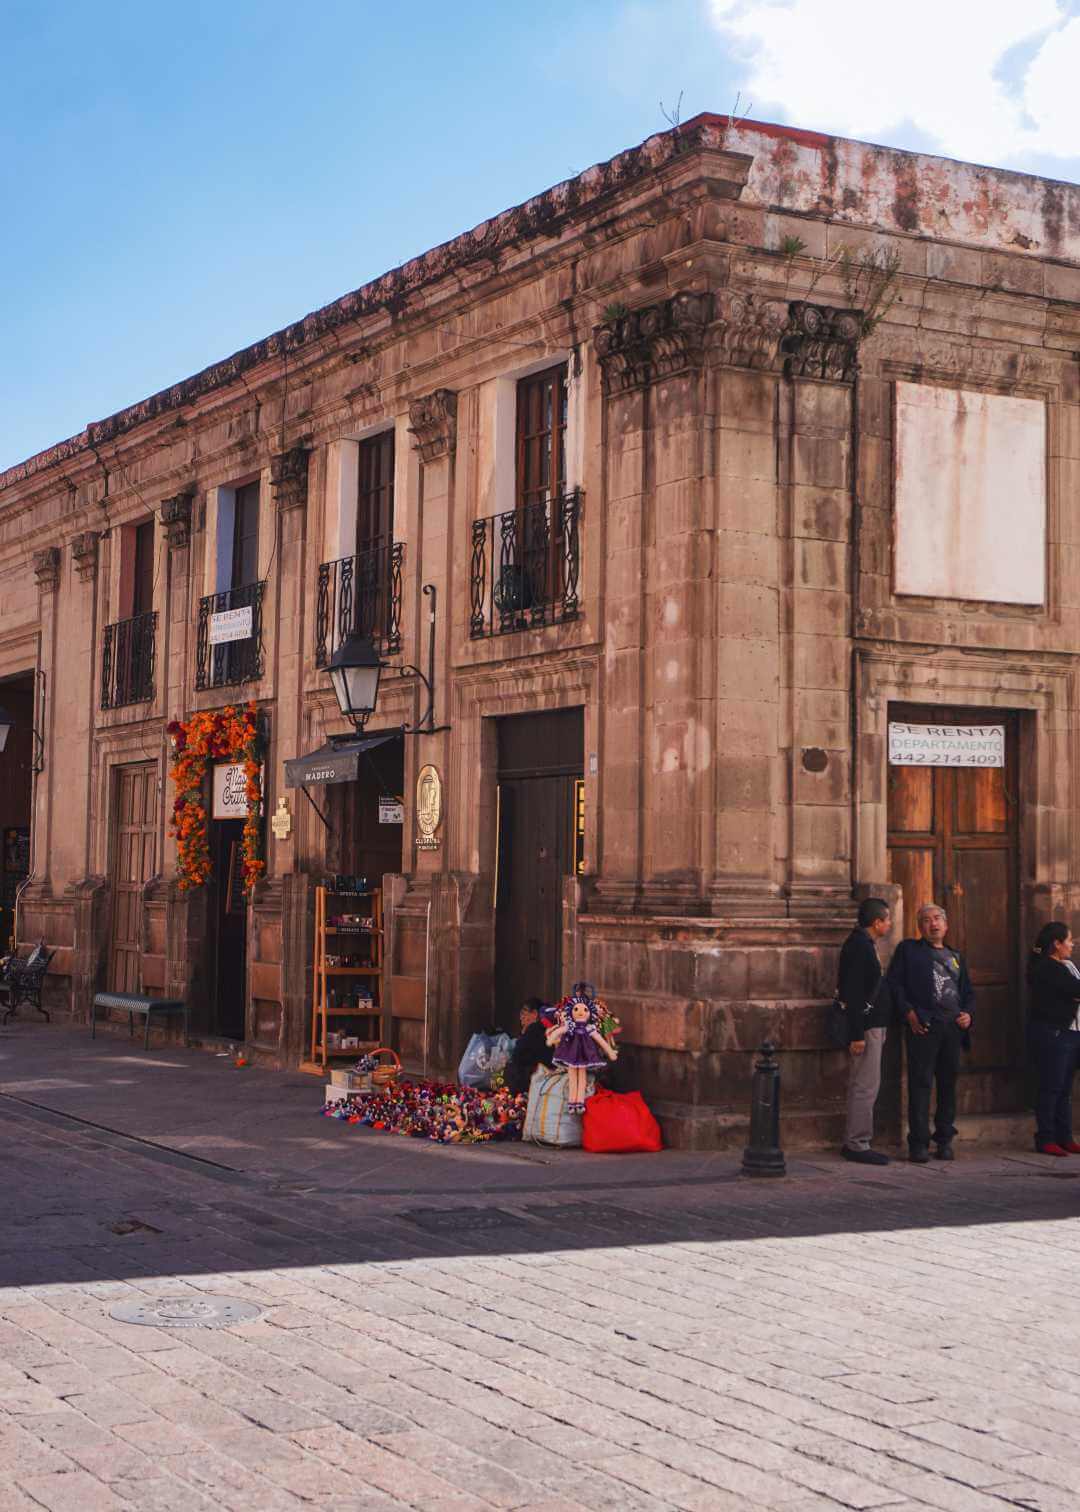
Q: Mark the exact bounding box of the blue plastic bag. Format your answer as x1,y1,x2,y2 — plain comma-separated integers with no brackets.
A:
457,1031,514,1089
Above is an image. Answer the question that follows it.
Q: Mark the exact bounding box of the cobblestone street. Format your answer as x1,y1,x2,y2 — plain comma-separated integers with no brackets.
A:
1,1027,1079,1510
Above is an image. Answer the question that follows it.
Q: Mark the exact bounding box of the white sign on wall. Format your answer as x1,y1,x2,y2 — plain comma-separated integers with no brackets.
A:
888,722,1005,768
208,606,253,645
212,763,250,818
893,382,1046,607
378,797,405,825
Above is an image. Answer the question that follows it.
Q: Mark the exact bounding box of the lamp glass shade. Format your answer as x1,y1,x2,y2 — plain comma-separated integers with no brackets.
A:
326,634,382,726
0,706,13,755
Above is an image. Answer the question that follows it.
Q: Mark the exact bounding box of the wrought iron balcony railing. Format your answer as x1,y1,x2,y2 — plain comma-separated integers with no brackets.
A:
469,490,581,638
195,581,265,691
315,537,404,667
101,611,157,709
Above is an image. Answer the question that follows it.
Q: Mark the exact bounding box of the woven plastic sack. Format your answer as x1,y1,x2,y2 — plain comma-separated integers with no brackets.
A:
457,1031,513,1090
582,1087,663,1154
522,1067,583,1147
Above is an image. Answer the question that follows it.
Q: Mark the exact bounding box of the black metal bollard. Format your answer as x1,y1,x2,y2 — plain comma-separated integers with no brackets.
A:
741,1039,786,1177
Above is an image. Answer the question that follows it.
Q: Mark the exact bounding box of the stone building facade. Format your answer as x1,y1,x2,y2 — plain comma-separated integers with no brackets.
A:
2,114,1079,1146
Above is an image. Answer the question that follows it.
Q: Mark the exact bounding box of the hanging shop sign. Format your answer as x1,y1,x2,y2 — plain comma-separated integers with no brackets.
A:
212,762,250,819
379,797,405,825
887,722,1005,768
415,765,442,851
208,606,253,646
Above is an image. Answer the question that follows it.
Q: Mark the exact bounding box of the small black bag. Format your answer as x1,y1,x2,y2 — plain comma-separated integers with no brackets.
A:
826,995,850,1049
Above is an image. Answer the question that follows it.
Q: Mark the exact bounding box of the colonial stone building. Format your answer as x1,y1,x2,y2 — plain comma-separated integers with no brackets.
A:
2,115,1078,1146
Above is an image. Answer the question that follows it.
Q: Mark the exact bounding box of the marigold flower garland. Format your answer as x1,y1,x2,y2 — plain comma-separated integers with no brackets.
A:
166,702,265,893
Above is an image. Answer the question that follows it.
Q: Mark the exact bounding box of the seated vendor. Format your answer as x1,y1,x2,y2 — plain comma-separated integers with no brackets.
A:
505,997,555,1096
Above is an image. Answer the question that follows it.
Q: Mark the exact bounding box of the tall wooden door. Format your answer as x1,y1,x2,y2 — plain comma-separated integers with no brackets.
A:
887,705,1021,1112
110,763,158,993
494,708,584,1020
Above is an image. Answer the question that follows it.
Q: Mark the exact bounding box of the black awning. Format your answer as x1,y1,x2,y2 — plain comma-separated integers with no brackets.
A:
283,732,398,788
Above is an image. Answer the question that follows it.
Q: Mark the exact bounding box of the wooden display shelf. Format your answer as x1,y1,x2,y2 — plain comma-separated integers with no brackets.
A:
310,884,385,1073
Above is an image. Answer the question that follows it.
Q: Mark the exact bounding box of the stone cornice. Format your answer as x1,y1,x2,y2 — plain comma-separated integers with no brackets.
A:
595,292,715,393
0,119,730,493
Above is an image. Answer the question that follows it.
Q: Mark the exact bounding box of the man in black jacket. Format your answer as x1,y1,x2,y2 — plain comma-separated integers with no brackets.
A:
838,897,893,1165
887,903,974,1163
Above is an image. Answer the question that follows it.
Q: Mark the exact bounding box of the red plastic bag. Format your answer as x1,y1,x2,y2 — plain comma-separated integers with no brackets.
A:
582,1087,663,1153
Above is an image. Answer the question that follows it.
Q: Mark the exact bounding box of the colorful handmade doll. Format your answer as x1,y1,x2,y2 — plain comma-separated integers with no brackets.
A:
545,982,618,1113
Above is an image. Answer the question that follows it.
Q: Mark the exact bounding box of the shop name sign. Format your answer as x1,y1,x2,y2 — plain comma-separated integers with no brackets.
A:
379,797,404,825
207,606,253,645
212,763,250,818
887,722,1005,768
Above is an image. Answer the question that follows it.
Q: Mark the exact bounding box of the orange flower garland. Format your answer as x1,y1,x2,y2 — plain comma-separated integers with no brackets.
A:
167,702,265,893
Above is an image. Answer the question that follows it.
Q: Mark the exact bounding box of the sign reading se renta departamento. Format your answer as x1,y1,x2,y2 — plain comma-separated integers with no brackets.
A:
208,606,253,645
888,723,1005,768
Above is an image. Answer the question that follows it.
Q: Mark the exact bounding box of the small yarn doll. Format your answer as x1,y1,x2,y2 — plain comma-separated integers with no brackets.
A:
545,982,618,1113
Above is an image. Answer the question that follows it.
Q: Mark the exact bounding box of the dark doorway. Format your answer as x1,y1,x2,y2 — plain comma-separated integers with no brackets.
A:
887,703,1021,1114
209,817,247,1040
326,734,405,884
0,674,35,951
495,708,584,1019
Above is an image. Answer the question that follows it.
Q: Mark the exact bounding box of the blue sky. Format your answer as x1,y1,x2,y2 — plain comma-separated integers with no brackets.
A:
4,0,1080,471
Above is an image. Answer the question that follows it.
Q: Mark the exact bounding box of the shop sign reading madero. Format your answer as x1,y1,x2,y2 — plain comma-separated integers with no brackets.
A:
888,722,1005,769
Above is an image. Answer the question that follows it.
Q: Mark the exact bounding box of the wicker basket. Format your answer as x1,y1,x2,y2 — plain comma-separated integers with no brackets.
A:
370,1048,401,1090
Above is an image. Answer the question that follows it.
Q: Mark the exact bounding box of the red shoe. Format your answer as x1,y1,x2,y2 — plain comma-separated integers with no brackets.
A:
1038,1142,1070,1157
1063,1142,1080,1154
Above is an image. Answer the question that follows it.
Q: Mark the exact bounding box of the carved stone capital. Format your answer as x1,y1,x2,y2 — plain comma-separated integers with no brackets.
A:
160,493,193,548
70,531,99,582
782,302,863,382
33,546,60,593
595,291,714,393
408,389,457,463
270,447,310,511
710,290,790,371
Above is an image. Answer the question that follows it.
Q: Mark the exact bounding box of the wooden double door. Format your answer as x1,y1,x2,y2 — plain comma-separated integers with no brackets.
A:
887,705,1022,1111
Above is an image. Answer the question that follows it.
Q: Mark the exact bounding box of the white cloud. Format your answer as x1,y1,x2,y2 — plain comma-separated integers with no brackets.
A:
708,0,1078,168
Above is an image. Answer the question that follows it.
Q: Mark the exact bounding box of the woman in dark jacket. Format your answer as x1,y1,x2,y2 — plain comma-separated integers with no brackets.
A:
1027,922,1080,1156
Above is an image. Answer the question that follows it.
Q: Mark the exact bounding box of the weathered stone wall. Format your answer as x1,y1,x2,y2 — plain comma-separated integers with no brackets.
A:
2,113,1079,1143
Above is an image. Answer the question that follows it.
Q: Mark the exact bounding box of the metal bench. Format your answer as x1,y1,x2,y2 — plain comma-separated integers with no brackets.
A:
0,945,55,1024
92,991,189,1050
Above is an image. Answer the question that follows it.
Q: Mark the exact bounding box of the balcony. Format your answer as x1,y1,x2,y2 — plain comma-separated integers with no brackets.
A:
469,490,581,638
315,538,404,667
101,611,157,709
195,581,265,691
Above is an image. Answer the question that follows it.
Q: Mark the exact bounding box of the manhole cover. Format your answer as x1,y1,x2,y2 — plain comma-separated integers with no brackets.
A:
109,1296,262,1329
402,1206,527,1233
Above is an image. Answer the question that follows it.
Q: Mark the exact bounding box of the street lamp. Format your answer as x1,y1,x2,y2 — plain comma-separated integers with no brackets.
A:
326,633,383,732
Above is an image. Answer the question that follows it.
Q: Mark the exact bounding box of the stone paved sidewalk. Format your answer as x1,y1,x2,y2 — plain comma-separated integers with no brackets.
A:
0,1023,1079,1509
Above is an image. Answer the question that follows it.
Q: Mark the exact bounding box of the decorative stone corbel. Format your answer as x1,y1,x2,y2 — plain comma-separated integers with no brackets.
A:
781,302,863,382
270,447,310,512
594,291,714,393
711,290,790,371
160,493,194,548
408,390,457,463
71,531,99,582
33,546,60,593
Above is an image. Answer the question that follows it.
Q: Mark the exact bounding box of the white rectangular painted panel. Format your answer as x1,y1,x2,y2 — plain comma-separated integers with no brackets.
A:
894,382,1046,605
888,722,1004,768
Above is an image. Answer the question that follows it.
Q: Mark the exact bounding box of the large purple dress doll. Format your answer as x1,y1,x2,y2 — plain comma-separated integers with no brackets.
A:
545,982,618,1113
